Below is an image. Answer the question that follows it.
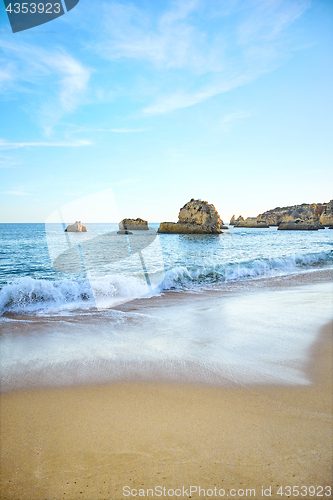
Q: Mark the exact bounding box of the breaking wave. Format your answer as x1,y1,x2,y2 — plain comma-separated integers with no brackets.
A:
0,250,332,315
162,250,333,289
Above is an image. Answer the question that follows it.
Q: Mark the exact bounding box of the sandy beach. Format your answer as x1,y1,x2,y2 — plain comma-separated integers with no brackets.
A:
1,281,332,500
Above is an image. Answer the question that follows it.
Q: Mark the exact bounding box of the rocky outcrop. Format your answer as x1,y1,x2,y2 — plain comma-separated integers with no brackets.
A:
230,215,244,225
278,216,324,231
158,199,224,234
319,200,333,227
229,215,245,225
65,221,87,232
234,217,269,228
119,218,149,230
257,202,328,226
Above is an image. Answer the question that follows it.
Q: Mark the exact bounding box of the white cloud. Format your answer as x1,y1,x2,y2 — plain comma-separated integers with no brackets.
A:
237,0,311,45
0,139,91,150
112,179,139,186
63,191,84,197
95,0,311,116
99,128,148,133
221,110,256,123
0,153,21,168
0,41,91,132
72,127,149,134
0,64,13,88
99,0,223,74
2,188,30,196
143,73,254,115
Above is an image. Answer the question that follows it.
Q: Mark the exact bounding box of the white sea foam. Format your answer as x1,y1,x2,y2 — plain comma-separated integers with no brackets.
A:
0,274,158,315
161,250,333,289
0,250,332,315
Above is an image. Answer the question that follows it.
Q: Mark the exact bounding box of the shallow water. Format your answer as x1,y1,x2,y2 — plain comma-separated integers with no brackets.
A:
1,280,332,392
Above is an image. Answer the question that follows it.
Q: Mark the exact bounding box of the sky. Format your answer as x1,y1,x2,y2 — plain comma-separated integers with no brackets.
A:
0,0,332,223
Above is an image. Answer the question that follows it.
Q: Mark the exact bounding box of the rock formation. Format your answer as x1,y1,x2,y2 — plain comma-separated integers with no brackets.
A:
234,217,269,228
319,200,333,227
278,216,324,231
257,202,327,226
119,218,149,230
158,199,224,234
64,221,87,232
230,215,244,225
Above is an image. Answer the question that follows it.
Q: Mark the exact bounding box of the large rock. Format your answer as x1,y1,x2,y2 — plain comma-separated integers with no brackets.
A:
65,221,87,232
234,217,269,228
119,218,149,230
319,200,333,227
158,199,224,234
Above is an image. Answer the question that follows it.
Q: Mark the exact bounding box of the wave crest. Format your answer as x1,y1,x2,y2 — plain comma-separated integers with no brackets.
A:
1,250,332,315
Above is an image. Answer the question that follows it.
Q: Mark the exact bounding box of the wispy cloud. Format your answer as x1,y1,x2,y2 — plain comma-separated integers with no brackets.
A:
99,0,222,74
95,0,311,116
0,153,22,168
2,187,31,196
0,139,91,150
221,109,256,123
63,191,84,197
112,179,139,186
0,64,13,88
143,73,254,115
237,0,311,45
0,41,91,133
98,128,148,133
71,127,149,134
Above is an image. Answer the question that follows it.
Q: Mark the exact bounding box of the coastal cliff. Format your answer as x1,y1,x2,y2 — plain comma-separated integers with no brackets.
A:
231,200,332,230
257,202,330,226
158,199,225,234
319,200,333,227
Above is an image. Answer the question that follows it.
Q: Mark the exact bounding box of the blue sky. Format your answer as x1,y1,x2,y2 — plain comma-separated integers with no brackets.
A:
0,0,332,223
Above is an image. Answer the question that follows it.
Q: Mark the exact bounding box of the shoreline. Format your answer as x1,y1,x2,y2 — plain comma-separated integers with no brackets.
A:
1,267,332,320
113,267,333,314
1,271,332,395
0,322,332,499
1,303,332,499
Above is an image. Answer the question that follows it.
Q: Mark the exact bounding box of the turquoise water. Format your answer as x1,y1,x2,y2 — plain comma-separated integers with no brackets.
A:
0,223,332,315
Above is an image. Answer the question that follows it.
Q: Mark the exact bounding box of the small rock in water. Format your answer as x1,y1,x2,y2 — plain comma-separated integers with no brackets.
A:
64,221,87,232
119,218,149,230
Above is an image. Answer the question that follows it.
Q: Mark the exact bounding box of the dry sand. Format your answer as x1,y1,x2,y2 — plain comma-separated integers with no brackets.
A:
1,320,332,500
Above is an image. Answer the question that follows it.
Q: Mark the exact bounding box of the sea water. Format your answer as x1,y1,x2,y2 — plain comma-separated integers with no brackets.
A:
0,223,332,391
1,223,332,313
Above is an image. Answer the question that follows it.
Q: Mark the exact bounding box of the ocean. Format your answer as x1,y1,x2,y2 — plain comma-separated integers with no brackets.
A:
1,223,332,392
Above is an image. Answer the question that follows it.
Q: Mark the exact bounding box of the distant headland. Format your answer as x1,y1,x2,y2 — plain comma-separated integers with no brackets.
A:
230,200,333,230
64,199,333,233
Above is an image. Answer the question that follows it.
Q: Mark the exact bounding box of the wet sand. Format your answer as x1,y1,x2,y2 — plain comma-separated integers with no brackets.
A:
1,318,332,500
